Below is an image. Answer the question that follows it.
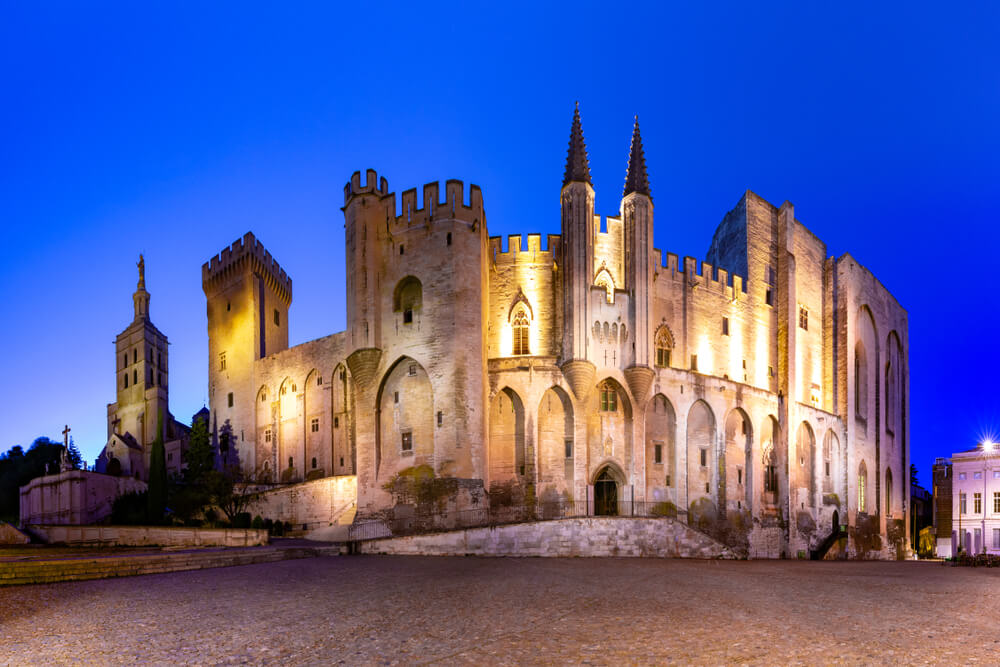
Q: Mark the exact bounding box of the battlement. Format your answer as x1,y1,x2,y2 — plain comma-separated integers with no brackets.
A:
652,248,746,299
202,231,293,303
489,234,560,265
343,169,485,230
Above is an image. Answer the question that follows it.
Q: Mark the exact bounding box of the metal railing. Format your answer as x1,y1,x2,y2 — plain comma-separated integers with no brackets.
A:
347,500,685,542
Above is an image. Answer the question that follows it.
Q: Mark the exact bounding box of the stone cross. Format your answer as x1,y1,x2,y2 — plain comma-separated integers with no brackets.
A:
62,424,71,448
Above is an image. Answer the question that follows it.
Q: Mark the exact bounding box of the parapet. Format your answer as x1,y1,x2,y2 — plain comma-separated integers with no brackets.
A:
489,234,560,266
651,248,746,300
202,231,293,303
343,170,485,229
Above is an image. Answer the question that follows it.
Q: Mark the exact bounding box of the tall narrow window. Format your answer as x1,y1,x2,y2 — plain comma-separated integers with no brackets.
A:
512,309,530,355
219,352,226,371
799,307,808,330
599,383,617,412
274,309,280,326
885,469,893,515
858,463,868,512
699,449,707,467
227,392,234,408
311,418,319,433
722,317,730,336
654,327,672,368
123,353,127,368
401,431,413,451
975,492,982,514
994,491,999,514
654,444,663,464
960,492,967,514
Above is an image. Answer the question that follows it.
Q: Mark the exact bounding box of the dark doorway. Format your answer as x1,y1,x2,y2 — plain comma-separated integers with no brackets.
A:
108,457,122,477
832,510,840,533
594,468,619,516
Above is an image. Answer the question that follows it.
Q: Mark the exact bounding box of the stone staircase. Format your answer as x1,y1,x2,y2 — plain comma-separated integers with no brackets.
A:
0,544,340,587
304,502,356,542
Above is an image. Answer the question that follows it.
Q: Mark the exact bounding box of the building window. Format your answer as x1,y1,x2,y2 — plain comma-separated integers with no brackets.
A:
122,353,127,368
765,464,777,493
737,468,743,485
765,288,773,306
291,383,297,392
654,327,672,368
157,372,162,386
512,309,530,355
858,465,867,512
994,528,1000,549
274,309,280,326
599,383,617,412
394,391,399,404
691,355,698,372
311,457,317,469
401,431,413,451
446,232,452,246
960,492,967,515
264,428,271,443
722,317,729,336
133,370,137,385
825,461,830,477
959,472,967,480
564,439,573,459
975,492,982,514
399,245,405,255
994,471,1000,479
219,352,226,371
123,374,128,388
403,309,413,324
437,411,443,427
260,391,267,402
654,444,663,464
311,418,319,433
974,472,983,479
334,417,339,428
288,457,293,469
226,301,231,312
799,307,808,330
317,375,322,385
133,349,137,364
167,452,173,462
699,449,707,468
227,392,234,408
993,492,999,514
408,364,417,376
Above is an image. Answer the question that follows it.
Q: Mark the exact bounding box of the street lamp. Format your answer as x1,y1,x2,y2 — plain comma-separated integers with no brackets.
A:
984,440,995,555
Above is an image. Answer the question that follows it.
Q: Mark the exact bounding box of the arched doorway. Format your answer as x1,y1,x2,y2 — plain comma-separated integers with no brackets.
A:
594,467,619,516
832,510,840,534
107,457,122,477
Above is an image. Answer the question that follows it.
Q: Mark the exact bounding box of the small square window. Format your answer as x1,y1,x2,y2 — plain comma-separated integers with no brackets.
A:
959,472,967,480
311,418,319,433
401,431,413,451
974,472,983,480
993,471,1000,479
408,364,417,376
722,317,729,336
227,392,234,408
654,444,663,464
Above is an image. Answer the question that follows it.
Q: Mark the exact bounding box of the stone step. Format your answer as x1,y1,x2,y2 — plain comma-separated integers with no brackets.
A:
0,546,336,586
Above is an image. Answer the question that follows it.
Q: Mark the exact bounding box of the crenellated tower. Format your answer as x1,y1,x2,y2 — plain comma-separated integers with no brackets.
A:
621,117,656,404
560,103,598,400
202,232,292,472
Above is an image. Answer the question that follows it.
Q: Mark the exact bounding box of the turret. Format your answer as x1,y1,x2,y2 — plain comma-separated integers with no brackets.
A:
560,103,597,400
621,117,655,405
343,169,391,353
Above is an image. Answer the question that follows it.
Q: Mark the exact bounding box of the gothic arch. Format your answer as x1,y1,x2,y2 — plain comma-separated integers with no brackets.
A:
277,376,298,480
822,429,839,494
885,467,894,516
330,363,356,475
392,276,423,313
537,386,574,497
858,460,869,514
594,266,615,303
489,386,527,485
375,356,434,480
645,393,677,501
794,421,816,508
686,400,717,514
506,287,534,322
586,377,633,480
304,369,325,478
255,384,272,474
760,415,780,506
654,324,674,368
723,408,752,512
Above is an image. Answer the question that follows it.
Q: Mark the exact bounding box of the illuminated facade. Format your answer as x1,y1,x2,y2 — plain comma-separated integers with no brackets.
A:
203,106,911,558
934,445,1000,557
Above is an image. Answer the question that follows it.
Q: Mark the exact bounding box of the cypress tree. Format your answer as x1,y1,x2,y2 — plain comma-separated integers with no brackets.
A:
147,410,167,523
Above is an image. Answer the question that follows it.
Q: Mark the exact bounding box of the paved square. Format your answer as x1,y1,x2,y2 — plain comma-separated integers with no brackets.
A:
0,556,995,664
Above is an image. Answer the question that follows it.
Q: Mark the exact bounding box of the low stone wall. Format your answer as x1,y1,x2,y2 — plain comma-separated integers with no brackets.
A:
19,470,147,526
28,525,268,547
357,517,736,558
248,475,356,530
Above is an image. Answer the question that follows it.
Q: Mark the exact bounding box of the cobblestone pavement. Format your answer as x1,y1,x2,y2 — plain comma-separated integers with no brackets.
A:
1,556,997,665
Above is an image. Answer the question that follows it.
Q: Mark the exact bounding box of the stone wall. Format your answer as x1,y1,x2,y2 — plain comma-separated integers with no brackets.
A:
247,475,356,530
0,522,29,544
357,517,736,558
28,524,267,547
19,470,147,526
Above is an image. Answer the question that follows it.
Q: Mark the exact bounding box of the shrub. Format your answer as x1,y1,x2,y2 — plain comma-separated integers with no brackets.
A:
650,501,677,518
111,491,148,525
233,512,252,529
251,515,264,530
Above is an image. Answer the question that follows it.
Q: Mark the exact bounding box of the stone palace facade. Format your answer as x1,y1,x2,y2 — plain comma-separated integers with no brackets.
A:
203,106,911,558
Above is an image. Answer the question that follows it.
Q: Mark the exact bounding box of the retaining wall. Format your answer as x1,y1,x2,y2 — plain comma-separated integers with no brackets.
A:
19,470,147,526
248,475,356,530
28,525,268,547
357,517,736,558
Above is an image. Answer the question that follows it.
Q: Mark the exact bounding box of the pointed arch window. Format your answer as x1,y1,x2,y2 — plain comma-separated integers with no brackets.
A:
858,462,868,513
654,327,673,368
512,309,530,355
599,382,618,412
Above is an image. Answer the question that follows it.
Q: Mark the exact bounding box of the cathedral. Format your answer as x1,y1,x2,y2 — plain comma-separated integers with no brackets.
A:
202,105,911,558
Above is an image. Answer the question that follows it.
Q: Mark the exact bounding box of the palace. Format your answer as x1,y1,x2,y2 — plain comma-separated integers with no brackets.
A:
202,106,911,558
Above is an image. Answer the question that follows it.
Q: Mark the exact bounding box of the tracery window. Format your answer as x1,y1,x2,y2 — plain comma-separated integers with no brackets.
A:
599,383,617,412
654,327,672,368
512,309,530,355
858,462,868,512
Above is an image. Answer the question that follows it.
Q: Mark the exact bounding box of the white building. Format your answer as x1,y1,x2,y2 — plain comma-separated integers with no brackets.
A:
939,442,1000,557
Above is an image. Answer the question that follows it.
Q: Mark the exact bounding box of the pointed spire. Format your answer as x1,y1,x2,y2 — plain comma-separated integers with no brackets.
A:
623,115,651,200
563,101,592,186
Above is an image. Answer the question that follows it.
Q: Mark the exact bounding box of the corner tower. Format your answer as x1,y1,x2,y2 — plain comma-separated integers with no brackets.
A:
203,232,292,472
560,103,598,400
621,117,656,403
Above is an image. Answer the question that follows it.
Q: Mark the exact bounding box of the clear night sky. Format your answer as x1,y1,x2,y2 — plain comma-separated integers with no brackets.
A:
2,3,998,488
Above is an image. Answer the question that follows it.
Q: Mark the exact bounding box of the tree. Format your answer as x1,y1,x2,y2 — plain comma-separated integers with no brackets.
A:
146,410,167,523
910,463,919,487
0,438,64,522
205,464,263,524
183,414,213,484
67,438,82,470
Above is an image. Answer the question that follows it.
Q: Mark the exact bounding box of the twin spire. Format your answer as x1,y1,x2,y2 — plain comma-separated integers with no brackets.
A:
562,103,651,201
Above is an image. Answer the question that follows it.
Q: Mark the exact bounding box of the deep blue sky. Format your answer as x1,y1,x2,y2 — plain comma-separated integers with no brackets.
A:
2,3,998,488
